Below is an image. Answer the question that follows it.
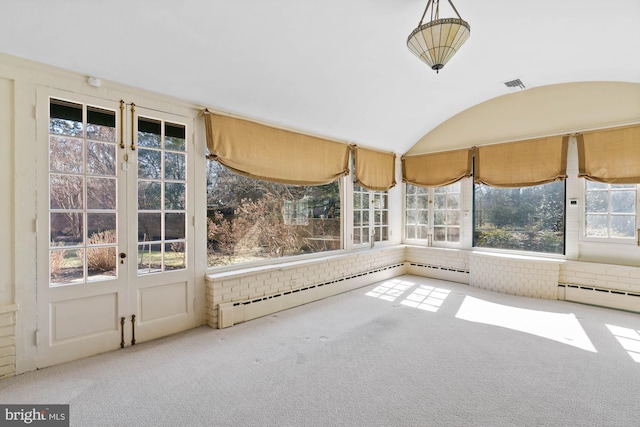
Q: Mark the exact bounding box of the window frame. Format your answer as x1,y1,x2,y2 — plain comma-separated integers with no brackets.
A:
205,160,346,270
580,180,639,244
404,181,463,248
352,183,390,248
472,180,567,256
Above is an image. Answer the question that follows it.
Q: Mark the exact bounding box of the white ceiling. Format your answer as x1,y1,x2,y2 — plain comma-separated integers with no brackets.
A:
1,0,639,154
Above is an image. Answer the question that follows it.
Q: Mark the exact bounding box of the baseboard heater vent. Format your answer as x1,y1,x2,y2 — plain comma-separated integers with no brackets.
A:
559,283,640,313
408,263,469,274
218,263,405,328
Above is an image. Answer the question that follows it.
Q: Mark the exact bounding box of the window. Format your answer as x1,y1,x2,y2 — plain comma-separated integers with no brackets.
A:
405,182,461,244
49,99,118,285
473,181,565,254
353,184,389,245
405,184,429,240
433,182,461,243
136,118,188,274
584,182,637,239
206,162,341,267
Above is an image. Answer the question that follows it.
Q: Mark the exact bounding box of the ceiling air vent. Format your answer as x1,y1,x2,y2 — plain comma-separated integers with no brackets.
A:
503,78,526,91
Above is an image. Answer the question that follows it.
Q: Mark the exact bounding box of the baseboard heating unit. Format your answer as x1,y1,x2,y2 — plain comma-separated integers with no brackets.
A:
559,283,640,313
405,262,470,284
217,263,405,328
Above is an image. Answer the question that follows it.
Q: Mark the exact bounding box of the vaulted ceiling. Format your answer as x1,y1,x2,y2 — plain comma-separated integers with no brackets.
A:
1,0,639,155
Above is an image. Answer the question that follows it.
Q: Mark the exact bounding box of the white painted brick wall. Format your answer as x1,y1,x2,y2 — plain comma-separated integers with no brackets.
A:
469,252,561,299
560,261,640,294
206,245,640,328
206,246,406,328
0,307,16,379
404,246,470,272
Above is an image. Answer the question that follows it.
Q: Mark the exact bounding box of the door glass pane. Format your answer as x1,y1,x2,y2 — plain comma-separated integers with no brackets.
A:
165,183,185,210
362,211,369,226
406,211,416,224
50,213,83,246
406,195,416,209
138,181,162,210
165,242,186,271
447,227,460,242
50,175,83,209
138,213,162,241
138,243,162,274
138,115,188,274
87,177,116,210
50,100,83,137
87,247,117,282
87,107,116,142
87,214,116,240
50,137,83,173
354,211,362,227
165,152,185,181
50,248,84,285
165,213,186,240
418,226,429,240
165,123,186,151
433,194,445,209
48,98,119,286
138,148,162,179
138,118,161,148
87,141,116,176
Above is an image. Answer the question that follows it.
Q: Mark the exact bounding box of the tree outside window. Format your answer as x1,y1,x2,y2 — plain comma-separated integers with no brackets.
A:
473,181,565,254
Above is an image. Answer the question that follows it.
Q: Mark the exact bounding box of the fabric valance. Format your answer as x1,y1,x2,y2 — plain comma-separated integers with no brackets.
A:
402,148,472,187
474,136,568,188
204,113,350,186
353,146,396,191
577,124,640,184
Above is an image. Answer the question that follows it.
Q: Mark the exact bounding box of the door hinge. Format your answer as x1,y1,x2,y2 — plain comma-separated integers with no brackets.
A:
35,329,39,346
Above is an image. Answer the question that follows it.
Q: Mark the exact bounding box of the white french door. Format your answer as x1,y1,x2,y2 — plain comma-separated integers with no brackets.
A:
36,88,196,368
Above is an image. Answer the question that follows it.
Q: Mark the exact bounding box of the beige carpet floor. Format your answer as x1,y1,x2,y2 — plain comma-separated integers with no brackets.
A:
1,275,639,426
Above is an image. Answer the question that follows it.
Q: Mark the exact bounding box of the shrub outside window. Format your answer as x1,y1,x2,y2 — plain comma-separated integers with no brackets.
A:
206,162,341,267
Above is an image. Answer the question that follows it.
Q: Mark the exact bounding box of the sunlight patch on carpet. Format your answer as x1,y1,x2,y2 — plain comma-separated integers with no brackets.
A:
455,296,597,352
365,279,415,302
400,285,451,312
606,324,640,363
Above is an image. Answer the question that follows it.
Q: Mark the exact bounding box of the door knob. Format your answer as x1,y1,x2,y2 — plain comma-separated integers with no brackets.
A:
119,252,127,264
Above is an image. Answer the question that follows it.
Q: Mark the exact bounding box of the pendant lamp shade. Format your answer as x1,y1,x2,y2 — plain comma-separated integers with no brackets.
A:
407,1,470,72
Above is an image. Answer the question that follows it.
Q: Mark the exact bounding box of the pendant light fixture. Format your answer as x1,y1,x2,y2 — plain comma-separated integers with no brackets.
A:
407,0,470,73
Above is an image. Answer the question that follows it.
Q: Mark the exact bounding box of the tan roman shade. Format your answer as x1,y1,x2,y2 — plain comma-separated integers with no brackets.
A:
353,146,396,191
577,124,640,184
204,113,350,185
474,136,568,187
402,148,472,187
